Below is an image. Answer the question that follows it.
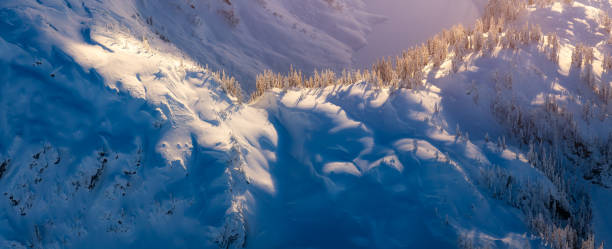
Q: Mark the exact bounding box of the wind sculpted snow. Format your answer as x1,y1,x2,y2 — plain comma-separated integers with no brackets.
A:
0,0,611,249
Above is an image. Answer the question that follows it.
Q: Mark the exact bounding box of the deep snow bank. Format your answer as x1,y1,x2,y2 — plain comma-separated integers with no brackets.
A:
1,0,612,248
242,84,544,248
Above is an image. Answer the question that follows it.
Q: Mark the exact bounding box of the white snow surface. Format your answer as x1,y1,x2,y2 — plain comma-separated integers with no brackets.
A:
134,0,380,92
0,0,611,249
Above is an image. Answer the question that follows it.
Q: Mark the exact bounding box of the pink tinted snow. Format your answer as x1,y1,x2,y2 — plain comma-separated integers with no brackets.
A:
354,0,486,68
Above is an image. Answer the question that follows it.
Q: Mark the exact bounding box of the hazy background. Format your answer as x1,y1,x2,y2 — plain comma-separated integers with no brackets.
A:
354,0,486,68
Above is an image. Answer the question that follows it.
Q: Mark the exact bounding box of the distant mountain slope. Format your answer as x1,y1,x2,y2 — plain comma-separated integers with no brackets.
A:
134,0,380,92
354,0,485,67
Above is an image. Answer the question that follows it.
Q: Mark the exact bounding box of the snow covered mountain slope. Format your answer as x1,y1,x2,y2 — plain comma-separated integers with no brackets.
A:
133,0,380,92
355,0,486,67
0,0,611,248
243,84,548,248
244,0,612,248
0,1,249,248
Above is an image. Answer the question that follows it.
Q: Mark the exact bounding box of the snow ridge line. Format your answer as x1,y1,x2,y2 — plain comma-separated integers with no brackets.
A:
215,134,250,249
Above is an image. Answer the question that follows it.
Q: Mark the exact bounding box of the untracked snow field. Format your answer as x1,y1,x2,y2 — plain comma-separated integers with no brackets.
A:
0,0,611,249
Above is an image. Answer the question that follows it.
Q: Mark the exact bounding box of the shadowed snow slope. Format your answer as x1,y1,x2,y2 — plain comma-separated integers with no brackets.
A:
1,0,611,249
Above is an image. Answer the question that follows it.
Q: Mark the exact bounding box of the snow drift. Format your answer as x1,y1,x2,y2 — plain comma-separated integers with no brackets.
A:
0,0,611,249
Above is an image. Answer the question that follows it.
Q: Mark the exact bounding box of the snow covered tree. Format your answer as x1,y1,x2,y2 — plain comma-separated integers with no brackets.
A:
372,57,394,86
218,70,243,102
547,33,560,63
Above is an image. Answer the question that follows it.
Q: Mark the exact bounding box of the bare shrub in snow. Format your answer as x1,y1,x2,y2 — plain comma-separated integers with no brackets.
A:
218,9,239,27
572,44,592,68
597,10,612,34
602,54,612,73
